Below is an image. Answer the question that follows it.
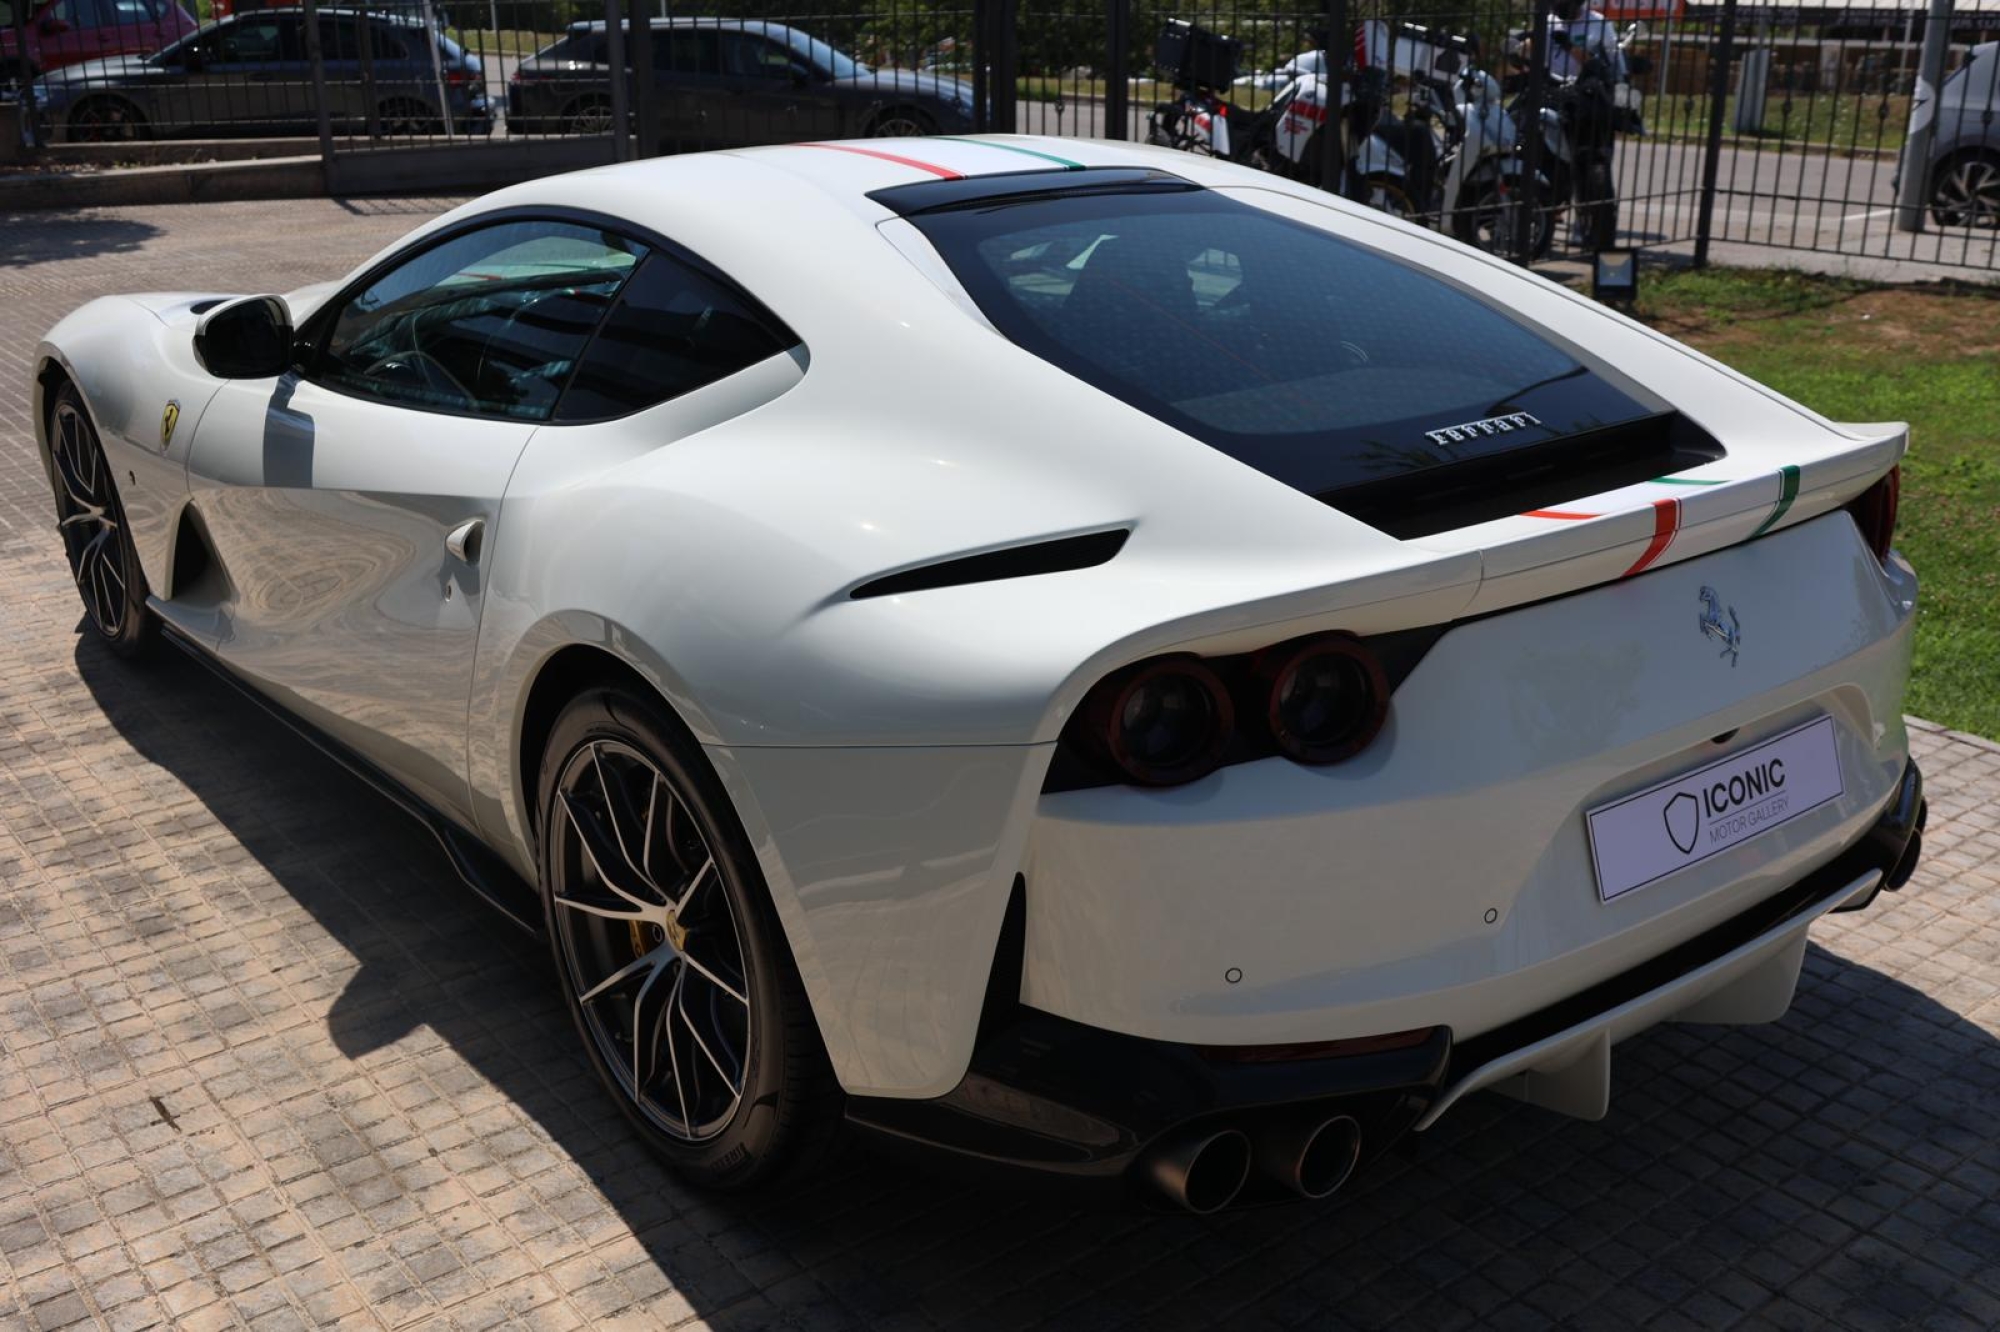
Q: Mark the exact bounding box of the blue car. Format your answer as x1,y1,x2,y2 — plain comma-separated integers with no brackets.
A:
39,8,489,140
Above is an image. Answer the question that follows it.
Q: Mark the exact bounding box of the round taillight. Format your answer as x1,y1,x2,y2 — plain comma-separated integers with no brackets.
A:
1084,656,1233,786
1257,634,1388,764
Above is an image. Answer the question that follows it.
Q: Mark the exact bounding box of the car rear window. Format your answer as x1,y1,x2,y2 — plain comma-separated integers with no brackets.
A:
901,185,1671,501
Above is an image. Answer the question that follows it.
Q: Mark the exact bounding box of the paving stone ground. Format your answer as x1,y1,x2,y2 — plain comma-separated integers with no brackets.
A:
1,199,1998,1332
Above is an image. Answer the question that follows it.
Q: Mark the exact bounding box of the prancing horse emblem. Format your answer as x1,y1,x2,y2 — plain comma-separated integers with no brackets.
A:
160,399,180,450
1699,586,1741,667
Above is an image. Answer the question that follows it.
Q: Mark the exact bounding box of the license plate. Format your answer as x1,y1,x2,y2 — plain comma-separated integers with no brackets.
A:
1586,716,1844,903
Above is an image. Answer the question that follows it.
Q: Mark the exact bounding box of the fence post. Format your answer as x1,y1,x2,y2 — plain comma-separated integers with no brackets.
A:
992,0,1018,133
1693,0,1738,268
9,0,36,153
1317,0,1346,195
629,7,657,158
973,0,988,132
1893,0,1955,233
604,0,632,161
1516,0,1552,265
301,0,335,172
1104,0,1129,140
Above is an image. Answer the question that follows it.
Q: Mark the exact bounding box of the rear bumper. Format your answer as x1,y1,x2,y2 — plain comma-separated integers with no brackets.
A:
845,759,1924,1206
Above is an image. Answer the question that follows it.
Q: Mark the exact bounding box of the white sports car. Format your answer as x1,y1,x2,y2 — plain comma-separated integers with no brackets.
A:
34,136,1924,1213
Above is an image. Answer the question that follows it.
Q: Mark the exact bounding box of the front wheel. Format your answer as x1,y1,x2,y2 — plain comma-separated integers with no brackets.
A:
1930,151,2000,228
47,383,153,657
538,687,838,1190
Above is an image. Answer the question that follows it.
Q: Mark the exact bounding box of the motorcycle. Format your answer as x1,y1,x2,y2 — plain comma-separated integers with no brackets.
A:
1497,22,1652,256
1144,20,1285,171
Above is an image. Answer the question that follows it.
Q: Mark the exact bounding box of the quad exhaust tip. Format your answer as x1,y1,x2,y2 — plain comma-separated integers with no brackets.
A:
1257,1113,1364,1200
1145,1127,1253,1214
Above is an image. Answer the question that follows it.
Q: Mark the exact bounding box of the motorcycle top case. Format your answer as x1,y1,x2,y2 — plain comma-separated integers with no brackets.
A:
1156,19,1241,87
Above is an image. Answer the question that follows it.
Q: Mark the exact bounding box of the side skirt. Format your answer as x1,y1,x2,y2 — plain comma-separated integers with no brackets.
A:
157,622,544,936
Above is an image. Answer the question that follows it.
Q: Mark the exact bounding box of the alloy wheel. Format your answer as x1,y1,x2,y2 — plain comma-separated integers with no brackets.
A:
50,397,132,641
68,98,143,142
869,112,932,137
1932,156,2000,228
548,738,751,1143
565,99,615,136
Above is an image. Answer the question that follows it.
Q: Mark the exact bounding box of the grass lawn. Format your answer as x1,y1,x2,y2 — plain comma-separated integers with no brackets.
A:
1635,268,2000,739
1644,92,1912,153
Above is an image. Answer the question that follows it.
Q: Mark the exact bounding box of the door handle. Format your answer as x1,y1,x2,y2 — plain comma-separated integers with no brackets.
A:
445,516,485,564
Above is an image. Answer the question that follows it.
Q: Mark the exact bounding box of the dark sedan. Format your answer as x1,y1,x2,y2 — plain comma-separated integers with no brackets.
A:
39,8,489,139
507,19,973,144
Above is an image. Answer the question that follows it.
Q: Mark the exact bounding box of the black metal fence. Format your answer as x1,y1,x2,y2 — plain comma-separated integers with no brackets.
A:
8,0,1999,272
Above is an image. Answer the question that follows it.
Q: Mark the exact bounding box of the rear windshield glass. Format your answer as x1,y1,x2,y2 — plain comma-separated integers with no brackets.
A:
904,187,1667,497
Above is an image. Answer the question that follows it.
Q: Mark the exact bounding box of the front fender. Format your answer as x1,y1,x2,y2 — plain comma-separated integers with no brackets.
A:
34,294,226,595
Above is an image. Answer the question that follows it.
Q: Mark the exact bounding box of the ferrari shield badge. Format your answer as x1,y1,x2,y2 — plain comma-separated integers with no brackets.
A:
160,399,181,450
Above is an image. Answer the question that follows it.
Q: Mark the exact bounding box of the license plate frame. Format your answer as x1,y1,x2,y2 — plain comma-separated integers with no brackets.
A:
1586,716,1845,903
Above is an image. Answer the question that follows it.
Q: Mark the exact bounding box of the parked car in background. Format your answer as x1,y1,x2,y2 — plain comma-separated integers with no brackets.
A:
38,8,488,140
1911,41,2000,228
1,0,196,77
507,19,973,143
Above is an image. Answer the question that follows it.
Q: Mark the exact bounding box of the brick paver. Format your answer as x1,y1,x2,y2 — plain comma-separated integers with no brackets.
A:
2,199,1998,1331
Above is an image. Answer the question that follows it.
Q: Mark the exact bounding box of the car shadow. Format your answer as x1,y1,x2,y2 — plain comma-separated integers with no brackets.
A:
72,632,2000,1328
0,213,163,266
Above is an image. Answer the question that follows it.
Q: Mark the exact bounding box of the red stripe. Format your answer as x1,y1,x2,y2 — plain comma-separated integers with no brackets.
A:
1523,509,1600,521
794,142,961,179
1622,498,1681,577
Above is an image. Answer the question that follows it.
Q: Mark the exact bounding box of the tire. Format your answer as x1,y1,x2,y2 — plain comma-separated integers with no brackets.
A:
561,95,614,136
868,106,937,138
64,95,148,143
47,382,154,659
377,98,443,137
1929,151,2000,229
537,687,839,1191
1359,173,1417,221
1451,180,1553,259
1580,161,1617,252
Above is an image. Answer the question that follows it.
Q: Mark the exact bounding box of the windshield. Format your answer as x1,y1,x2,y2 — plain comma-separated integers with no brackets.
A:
775,25,865,78
905,186,1666,498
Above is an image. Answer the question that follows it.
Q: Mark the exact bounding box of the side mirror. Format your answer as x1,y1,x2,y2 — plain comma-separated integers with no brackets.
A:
194,295,294,379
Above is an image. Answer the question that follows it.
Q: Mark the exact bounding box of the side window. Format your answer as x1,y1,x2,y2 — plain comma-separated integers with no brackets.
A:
317,220,644,420
554,253,795,421
725,33,795,80
320,18,404,62
659,30,721,74
206,19,290,64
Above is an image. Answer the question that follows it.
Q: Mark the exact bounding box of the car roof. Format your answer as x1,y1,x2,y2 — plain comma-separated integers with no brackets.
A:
565,18,793,34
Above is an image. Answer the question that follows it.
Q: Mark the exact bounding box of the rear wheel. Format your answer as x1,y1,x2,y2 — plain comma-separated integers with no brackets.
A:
561,94,614,136
65,96,148,142
47,383,153,658
377,98,442,137
868,106,937,137
538,687,838,1190
1930,151,2000,228
1452,180,1553,258
1579,161,1618,252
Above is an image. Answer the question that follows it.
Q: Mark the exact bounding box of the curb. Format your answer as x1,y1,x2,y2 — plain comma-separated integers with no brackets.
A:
0,154,324,210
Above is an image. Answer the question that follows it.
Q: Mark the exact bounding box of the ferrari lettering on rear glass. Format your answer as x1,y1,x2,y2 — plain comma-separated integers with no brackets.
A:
1423,412,1540,448
1586,717,1845,901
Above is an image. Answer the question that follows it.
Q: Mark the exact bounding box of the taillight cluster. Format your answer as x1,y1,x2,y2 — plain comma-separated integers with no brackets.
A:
1845,464,1901,565
1067,632,1389,788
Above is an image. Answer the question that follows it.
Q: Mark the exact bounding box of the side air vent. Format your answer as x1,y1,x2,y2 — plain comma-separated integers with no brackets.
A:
851,529,1129,600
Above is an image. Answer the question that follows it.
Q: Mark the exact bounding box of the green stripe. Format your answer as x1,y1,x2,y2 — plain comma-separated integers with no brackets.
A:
1651,475,1726,486
931,136,1084,169
1750,464,1801,537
